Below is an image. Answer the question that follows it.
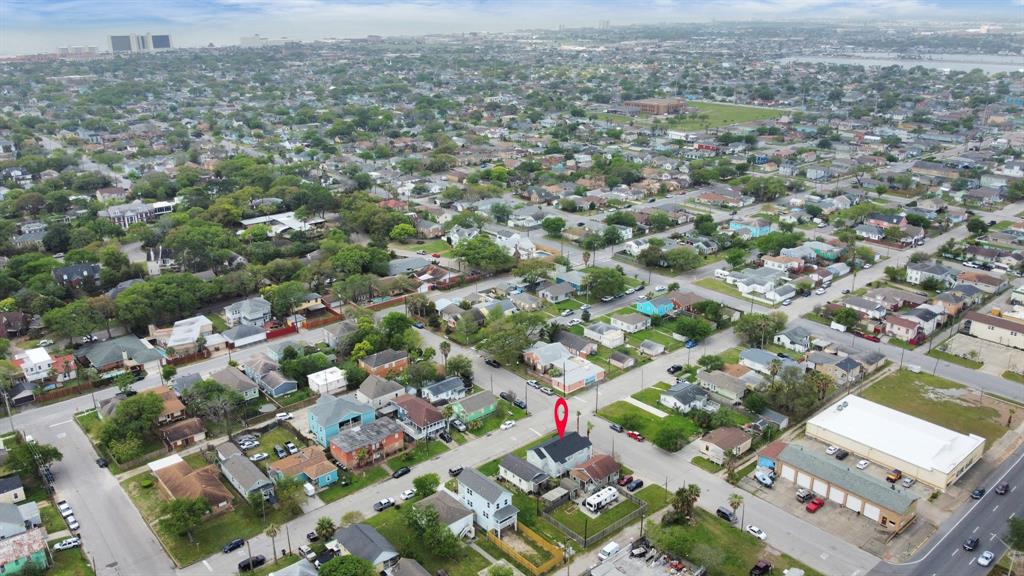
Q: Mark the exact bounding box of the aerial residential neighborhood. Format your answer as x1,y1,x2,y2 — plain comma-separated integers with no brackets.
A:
0,7,1022,576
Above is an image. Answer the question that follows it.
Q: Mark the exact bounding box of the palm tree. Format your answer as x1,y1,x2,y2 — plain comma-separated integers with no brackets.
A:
439,341,451,370
265,523,278,562
671,484,701,524
582,251,592,268
315,516,336,542
728,493,744,525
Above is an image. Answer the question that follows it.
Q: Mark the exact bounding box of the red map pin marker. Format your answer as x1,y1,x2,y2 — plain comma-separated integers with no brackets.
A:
554,397,569,439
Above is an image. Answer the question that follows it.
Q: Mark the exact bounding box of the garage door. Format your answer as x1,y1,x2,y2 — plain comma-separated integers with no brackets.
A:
812,478,828,495
863,503,881,522
845,494,863,513
828,486,846,504
796,472,812,489
781,465,795,482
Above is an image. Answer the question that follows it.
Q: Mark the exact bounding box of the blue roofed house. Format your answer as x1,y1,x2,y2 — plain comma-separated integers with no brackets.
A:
307,394,375,447
729,217,772,238
636,295,675,317
554,270,587,290
421,376,468,404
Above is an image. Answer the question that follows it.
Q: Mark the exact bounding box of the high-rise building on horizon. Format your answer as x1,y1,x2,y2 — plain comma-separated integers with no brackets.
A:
109,34,172,54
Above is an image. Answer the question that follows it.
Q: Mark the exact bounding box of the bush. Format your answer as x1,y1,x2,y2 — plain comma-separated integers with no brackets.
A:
139,477,154,489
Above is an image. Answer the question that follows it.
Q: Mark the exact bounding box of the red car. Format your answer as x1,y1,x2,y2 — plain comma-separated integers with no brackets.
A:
805,497,825,513
431,253,441,258
855,332,881,342
627,430,645,442
617,475,633,487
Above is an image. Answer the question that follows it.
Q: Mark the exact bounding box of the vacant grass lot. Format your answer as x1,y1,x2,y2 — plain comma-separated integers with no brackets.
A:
40,503,67,534
695,278,776,308
650,509,823,576
386,439,449,470
862,370,1008,448
48,544,94,576
366,505,490,576
551,498,640,536
691,456,724,473
389,239,451,255
597,401,701,450
671,101,784,130
318,465,389,503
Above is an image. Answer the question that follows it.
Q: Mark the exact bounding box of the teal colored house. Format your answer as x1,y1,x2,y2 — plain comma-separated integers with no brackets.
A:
453,391,498,423
307,394,375,447
0,527,48,575
268,445,339,489
729,218,772,238
636,296,675,317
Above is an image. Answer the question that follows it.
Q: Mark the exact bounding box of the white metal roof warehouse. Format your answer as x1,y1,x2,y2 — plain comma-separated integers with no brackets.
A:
805,395,985,490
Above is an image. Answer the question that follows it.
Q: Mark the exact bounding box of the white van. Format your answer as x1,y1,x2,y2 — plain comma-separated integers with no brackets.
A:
598,541,620,562
906,364,922,374
714,269,730,280
303,482,316,497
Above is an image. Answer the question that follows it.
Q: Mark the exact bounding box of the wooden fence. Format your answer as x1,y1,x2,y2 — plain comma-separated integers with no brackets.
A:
485,524,563,576
265,325,298,340
541,488,647,548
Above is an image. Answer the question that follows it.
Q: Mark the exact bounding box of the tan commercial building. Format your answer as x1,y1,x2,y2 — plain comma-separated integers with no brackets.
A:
965,311,1024,350
622,97,687,115
805,395,984,491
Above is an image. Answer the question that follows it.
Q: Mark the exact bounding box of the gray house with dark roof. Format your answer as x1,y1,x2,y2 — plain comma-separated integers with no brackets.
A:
421,376,467,404
526,431,593,477
333,523,399,571
456,468,518,537
218,446,274,501
498,454,549,494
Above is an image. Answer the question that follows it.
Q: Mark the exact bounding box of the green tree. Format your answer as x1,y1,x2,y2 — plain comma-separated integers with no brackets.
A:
100,392,164,447
697,355,724,371
648,211,673,232
263,280,309,319
446,354,474,381
389,223,417,242
451,236,515,273
663,247,702,272
832,308,860,329
490,203,512,224
675,317,714,342
664,484,701,525
43,300,103,346
513,258,554,285
966,217,988,236
583,267,626,299
480,312,548,366
319,555,376,576
5,441,62,482
541,217,566,237
652,421,690,452
403,503,463,560
733,312,788,347
159,497,209,542
315,516,337,542
412,473,440,497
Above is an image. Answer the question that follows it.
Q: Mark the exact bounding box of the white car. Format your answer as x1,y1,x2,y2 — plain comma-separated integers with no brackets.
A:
238,440,259,450
526,380,540,389
566,319,582,326
66,515,80,531
815,287,827,295
654,285,666,292
400,489,416,500
53,537,81,551
745,525,767,541
57,501,74,518
863,263,872,269
560,309,574,317
856,459,870,470
901,477,916,488
38,339,54,347
580,304,591,311
275,412,293,421
978,551,995,567
249,452,268,462
825,445,838,455
500,420,516,430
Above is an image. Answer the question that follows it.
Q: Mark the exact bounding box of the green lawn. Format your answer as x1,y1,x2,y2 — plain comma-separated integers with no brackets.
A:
469,400,528,436
549,498,640,537
718,347,742,366
276,388,315,407
250,554,300,576
366,505,490,576
670,101,783,130
182,452,210,469
634,484,672,512
318,466,389,504
694,278,773,308
596,401,701,451
390,239,451,255
862,370,1008,448
926,348,983,369
1002,370,1024,384
649,509,823,576
691,456,723,473
887,337,919,350
386,439,450,470
205,314,228,333
41,504,67,533
626,327,683,352
48,545,95,576
801,311,831,326
765,344,802,360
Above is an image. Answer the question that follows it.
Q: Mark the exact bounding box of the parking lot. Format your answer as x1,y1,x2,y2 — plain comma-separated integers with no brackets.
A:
591,540,705,576
943,332,1019,376
742,436,937,561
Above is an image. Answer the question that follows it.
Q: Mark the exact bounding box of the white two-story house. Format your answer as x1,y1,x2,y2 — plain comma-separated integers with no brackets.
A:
457,468,518,537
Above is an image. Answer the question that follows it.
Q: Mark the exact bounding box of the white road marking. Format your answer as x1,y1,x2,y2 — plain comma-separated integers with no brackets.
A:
56,432,66,439
951,550,958,557
1011,513,1016,519
820,553,829,560
990,533,997,541
973,526,979,533
529,428,542,437
48,419,73,428
1012,485,1017,493
993,505,999,512
970,558,977,565
203,560,213,572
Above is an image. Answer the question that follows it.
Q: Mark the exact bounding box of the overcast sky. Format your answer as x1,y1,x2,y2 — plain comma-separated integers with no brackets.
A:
1,0,1020,56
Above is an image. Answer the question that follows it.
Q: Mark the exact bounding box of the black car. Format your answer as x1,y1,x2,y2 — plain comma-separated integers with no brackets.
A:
609,423,624,433
306,531,319,542
667,365,683,375
834,449,850,460
513,399,527,410
485,359,502,368
222,538,244,554
499,391,515,402
971,487,986,500
392,466,411,479
449,466,464,477
238,556,266,572
995,482,1010,495
963,537,980,551
627,479,644,492
95,457,108,468
439,431,452,443
412,322,425,329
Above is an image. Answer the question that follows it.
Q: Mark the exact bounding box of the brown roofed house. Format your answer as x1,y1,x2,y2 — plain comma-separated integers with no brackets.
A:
153,460,233,513
569,453,620,493
160,417,206,450
699,426,752,465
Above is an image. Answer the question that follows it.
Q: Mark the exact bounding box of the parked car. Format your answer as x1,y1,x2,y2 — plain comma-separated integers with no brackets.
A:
795,488,814,503
617,475,634,487
856,459,870,470
66,515,80,531
886,469,902,483
782,299,792,306
971,487,986,499
500,420,516,430
274,445,287,458
96,457,108,468
627,430,645,442
685,339,698,349
275,412,293,421
609,423,624,433
499,391,515,402
667,365,683,374
566,318,583,326
513,399,527,410
306,531,319,542
805,497,825,513
450,419,468,432
401,489,416,500
995,482,1010,495
412,321,424,329
373,498,396,512
431,253,441,258
901,477,916,489
238,440,259,451
842,289,851,294
540,387,555,396
57,501,73,518
38,339,53,347
238,556,266,572
750,560,773,576
825,445,838,455
392,467,411,479
53,537,82,551
223,538,245,553
745,525,767,541
285,441,298,455
815,287,827,295
249,452,268,462
526,379,540,389
485,359,502,368
601,295,614,302
560,309,574,317
299,544,317,562
834,449,850,460
448,466,464,477
963,537,979,551
438,431,452,443
626,479,644,491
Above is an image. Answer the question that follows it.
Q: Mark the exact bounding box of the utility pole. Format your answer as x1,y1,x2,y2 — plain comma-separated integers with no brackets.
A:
2,391,14,435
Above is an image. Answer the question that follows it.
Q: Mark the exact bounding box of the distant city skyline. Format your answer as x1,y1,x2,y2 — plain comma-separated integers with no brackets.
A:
1,0,1021,56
